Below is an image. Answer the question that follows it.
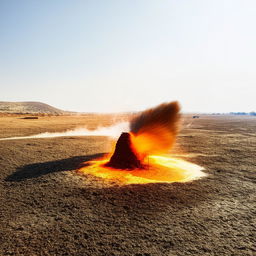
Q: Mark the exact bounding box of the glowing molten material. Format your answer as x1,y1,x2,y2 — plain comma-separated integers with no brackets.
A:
78,101,206,185
79,156,206,184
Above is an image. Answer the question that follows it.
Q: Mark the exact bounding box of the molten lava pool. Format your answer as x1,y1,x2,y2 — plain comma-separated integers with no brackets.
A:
78,155,206,185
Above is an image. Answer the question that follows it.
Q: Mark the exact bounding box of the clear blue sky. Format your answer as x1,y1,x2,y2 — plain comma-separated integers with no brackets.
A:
0,0,255,113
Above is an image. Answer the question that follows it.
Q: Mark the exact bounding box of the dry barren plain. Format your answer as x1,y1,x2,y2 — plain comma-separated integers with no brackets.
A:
0,115,255,256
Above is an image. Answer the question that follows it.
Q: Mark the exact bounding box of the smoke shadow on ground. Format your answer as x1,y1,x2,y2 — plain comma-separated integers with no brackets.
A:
5,153,104,182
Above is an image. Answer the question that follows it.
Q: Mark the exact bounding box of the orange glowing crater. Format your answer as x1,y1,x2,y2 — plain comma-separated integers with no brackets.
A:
78,154,206,185
78,102,207,185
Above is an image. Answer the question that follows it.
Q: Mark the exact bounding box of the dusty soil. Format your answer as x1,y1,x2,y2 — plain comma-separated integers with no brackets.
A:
0,114,130,138
0,115,255,256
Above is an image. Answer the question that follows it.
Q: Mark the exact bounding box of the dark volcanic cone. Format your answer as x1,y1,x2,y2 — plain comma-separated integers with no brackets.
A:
105,132,142,170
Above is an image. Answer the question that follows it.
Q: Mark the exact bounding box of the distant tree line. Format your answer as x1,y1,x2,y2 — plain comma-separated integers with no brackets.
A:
230,112,256,116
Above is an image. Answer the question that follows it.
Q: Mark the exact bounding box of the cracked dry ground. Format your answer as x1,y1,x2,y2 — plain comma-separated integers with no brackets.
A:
0,115,255,256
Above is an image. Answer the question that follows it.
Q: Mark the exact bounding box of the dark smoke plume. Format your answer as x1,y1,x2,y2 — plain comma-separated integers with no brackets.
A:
130,101,180,135
129,101,181,156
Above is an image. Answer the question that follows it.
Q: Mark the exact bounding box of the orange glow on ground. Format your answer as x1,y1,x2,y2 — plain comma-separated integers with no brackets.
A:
78,155,206,185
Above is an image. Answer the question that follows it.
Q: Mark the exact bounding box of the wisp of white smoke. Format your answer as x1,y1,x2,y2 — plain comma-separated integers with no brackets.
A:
0,122,129,141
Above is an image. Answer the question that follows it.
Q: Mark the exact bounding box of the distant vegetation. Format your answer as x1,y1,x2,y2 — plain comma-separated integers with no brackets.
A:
230,112,256,116
211,112,256,116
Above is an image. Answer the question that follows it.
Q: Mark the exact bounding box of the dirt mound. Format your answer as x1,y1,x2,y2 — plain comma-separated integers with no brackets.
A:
105,132,142,169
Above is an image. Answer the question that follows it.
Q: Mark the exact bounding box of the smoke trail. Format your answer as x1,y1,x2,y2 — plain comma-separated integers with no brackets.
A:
0,122,129,141
129,101,181,156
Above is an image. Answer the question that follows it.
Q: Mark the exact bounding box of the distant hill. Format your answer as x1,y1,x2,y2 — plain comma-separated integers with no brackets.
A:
0,101,66,115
